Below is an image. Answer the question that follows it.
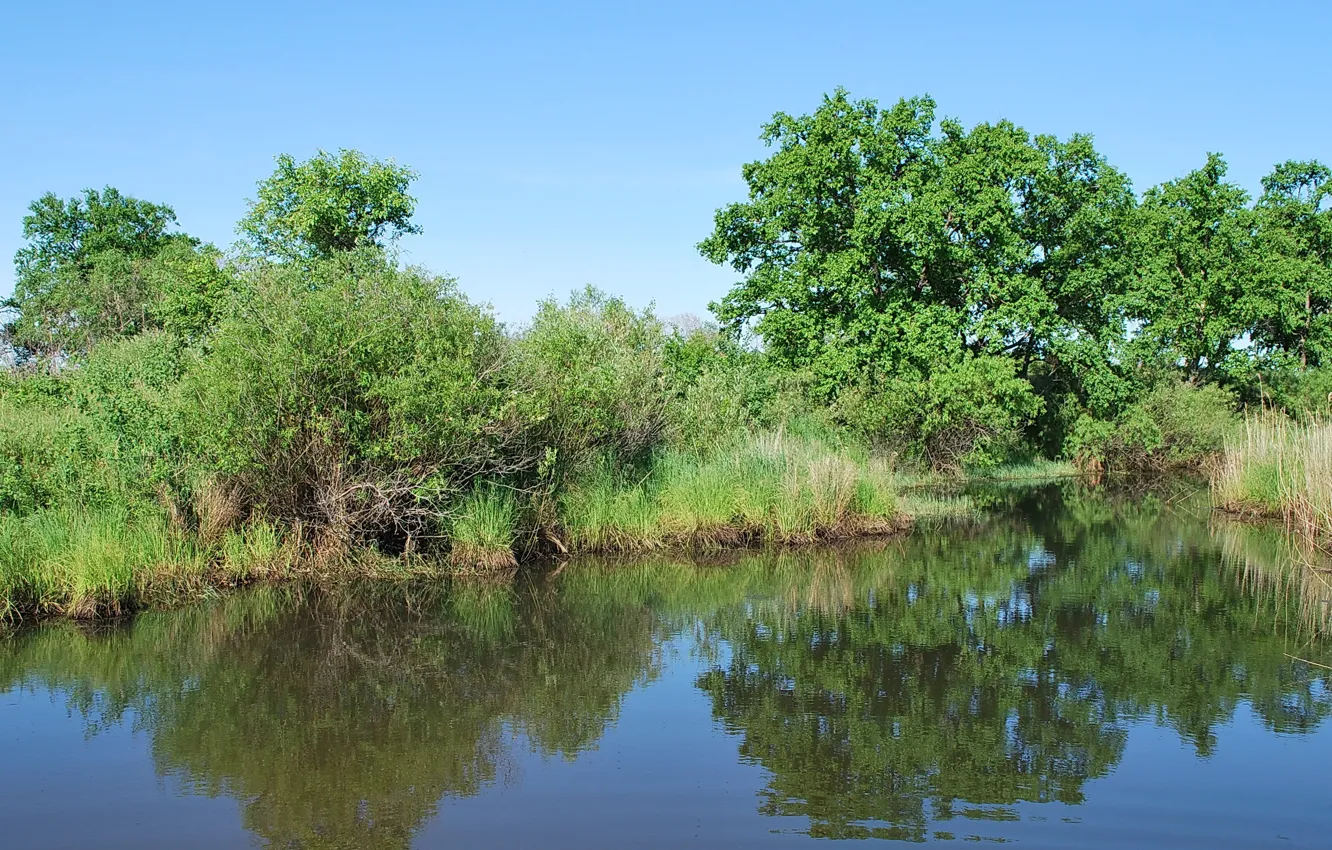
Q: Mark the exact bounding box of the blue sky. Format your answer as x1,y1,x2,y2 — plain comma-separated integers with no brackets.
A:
3,0,1328,323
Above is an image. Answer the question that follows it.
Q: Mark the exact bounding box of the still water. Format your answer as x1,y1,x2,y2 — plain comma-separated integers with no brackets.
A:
2,485,1331,848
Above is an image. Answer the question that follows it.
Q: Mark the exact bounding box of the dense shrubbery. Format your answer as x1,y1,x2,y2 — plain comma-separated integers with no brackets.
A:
181,251,521,551
1066,381,1240,475
835,355,1043,471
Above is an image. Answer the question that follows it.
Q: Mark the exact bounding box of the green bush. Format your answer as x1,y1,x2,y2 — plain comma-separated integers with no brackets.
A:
180,250,521,548
0,371,122,515
1265,367,1332,420
838,355,1043,471
513,287,671,480
72,332,188,499
0,399,113,515
1066,380,1238,473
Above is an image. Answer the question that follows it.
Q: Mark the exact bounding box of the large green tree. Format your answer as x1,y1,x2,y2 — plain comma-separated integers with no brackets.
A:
700,90,1135,463
1250,160,1332,368
238,149,421,260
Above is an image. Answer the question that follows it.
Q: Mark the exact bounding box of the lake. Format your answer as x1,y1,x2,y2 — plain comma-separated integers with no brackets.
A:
2,483,1330,848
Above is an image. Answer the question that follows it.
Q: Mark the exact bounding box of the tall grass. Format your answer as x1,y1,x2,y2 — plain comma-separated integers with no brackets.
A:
1213,415,1332,543
0,506,314,622
449,485,520,570
0,507,203,619
559,431,905,552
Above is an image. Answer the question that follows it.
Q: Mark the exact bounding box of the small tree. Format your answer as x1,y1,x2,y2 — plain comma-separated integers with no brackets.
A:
238,149,420,260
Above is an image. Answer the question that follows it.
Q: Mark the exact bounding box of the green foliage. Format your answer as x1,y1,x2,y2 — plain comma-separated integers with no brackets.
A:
1066,380,1238,473
238,149,420,260
72,332,188,495
837,354,1043,470
1125,154,1255,381
514,287,671,479
13,186,179,280
699,90,1332,460
5,116,1332,611
0,390,111,515
1265,366,1332,418
700,89,1131,463
180,250,518,546
4,187,221,358
449,485,520,569
1249,160,1332,368
666,339,803,449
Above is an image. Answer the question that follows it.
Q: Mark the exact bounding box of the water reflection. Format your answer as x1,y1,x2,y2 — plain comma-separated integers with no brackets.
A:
1,586,660,848
1,484,1330,847
691,486,1332,840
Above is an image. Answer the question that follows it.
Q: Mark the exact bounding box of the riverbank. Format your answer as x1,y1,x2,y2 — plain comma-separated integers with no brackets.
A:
3,431,995,622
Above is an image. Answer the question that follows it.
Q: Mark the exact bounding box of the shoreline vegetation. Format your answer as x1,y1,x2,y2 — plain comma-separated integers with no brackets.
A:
0,430,1001,622
1213,417,1332,547
3,90,1332,622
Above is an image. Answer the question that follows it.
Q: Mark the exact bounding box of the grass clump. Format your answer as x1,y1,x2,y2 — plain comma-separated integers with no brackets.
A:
449,486,520,571
558,431,905,553
559,461,662,552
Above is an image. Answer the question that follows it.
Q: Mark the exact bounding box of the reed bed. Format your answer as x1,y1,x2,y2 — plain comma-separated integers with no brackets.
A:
1213,415,1332,545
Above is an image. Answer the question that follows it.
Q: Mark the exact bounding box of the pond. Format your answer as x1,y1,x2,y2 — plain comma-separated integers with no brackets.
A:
2,484,1331,848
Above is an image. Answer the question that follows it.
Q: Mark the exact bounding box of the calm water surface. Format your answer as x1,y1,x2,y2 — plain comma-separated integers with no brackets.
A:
3,485,1331,848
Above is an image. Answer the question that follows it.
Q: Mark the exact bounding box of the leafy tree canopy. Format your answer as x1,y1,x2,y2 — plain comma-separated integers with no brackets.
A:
4,187,223,359
238,149,421,260
700,89,1135,393
1251,160,1332,367
1125,154,1255,381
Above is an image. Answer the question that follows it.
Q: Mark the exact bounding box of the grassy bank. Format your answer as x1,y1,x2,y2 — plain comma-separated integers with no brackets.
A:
1213,416,1332,544
558,432,907,553
0,507,454,622
0,432,939,622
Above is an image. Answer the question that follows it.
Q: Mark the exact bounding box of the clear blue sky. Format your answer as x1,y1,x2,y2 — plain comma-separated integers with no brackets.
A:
3,0,1328,323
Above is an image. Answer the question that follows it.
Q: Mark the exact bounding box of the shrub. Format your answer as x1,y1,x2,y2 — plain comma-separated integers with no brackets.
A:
1265,367,1332,420
180,250,524,550
0,372,119,514
1067,380,1238,474
72,332,188,500
513,287,671,481
838,355,1043,471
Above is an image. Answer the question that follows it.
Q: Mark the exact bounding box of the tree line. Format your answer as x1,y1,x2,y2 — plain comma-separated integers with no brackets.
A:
702,90,1331,467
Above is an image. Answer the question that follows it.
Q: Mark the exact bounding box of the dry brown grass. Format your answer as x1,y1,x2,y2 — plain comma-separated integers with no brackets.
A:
1213,415,1332,546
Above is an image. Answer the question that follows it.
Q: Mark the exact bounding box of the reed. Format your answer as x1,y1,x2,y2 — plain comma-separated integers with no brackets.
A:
1213,414,1332,543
